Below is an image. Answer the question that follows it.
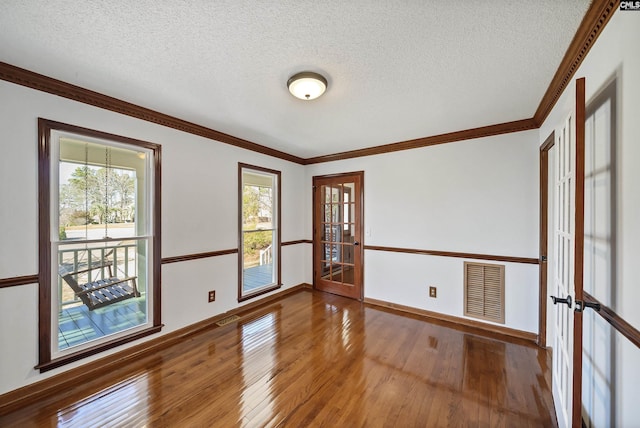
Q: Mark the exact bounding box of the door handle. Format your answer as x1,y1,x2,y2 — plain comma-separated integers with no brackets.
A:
575,300,601,313
353,241,360,246
550,295,572,308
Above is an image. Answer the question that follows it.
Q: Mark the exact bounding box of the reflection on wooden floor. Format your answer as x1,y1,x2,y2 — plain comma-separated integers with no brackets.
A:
0,289,556,427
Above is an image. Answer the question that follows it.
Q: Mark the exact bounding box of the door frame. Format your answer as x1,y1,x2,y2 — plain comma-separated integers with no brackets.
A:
572,76,586,427
312,171,365,300
538,131,555,348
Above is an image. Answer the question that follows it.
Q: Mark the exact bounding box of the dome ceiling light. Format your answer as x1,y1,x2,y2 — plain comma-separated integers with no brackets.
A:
287,72,327,100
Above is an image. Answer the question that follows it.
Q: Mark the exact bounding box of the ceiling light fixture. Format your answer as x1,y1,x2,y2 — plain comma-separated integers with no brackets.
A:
287,72,327,100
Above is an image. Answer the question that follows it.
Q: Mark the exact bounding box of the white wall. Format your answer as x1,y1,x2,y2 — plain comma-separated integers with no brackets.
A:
305,130,541,333
0,80,309,394
539,10,640,427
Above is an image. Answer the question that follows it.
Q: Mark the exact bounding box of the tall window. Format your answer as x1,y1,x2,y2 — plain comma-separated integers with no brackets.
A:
238,164,281,301
38,119,161,371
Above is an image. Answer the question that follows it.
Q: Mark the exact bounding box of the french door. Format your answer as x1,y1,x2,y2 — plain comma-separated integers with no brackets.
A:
312,172,364,300
550,77,585,428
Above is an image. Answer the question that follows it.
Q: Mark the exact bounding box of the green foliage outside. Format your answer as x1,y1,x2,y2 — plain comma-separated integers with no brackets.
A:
244,230,272,253
243,224,272,268
242,185,272,225
59,165,135,227
242,183,274,267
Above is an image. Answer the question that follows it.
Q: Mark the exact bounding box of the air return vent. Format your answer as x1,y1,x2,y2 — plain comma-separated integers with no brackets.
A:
464,262,505,324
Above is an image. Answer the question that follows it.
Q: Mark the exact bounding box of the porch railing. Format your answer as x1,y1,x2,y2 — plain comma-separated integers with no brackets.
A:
58,242,137,306
259,244,273,266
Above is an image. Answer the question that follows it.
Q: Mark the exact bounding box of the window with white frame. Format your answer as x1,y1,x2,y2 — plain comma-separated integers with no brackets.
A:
238,164,281,301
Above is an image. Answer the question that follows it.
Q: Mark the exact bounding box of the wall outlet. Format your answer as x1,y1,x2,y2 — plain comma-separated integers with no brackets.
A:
429,286,437,298
208,290,216,302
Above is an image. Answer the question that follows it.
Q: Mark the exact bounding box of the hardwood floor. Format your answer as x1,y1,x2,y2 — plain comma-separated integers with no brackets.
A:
0,289,557,427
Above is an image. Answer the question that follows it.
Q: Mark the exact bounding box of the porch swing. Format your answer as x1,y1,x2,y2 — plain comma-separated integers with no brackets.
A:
59,144,140,311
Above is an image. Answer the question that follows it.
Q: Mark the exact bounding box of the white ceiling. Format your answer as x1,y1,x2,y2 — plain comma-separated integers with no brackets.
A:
0,1,590,159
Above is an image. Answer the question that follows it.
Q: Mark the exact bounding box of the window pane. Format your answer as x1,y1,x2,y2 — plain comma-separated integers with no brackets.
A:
322,185,331,203
330,243,340,262
242,230,274,292
323,204,332,222
240,166,280,298
343,244,354,265
343,265,355,285
321,242,330,262
55,136,153,355
58,139,148,240
330,267,342,283
331,185,341,202
57,240,148,351
321,223,330,241
242,183,273,230
321,261,331,278
331,204,340,222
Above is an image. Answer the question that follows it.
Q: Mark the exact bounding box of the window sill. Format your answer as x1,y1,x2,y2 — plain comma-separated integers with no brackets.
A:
35,325,163,373
238,284,282,302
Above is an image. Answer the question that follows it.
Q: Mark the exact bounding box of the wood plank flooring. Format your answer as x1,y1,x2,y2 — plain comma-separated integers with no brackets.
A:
0,289,557,427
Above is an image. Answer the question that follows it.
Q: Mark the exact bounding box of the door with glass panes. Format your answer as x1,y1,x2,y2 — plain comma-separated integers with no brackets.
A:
313,172,363,300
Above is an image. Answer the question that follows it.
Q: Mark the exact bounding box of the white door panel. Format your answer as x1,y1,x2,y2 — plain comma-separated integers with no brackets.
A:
552,114,576,428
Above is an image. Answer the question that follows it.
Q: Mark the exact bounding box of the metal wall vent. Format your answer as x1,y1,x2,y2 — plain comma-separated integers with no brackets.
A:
215,315,241,327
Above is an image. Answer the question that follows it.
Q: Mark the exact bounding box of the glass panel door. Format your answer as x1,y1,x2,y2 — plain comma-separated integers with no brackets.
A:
313,173,363,299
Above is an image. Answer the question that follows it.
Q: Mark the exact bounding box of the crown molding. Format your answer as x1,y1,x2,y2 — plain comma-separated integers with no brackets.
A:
0,1,617,163
0,62,305,165
303,118,537,164
533,0,617,126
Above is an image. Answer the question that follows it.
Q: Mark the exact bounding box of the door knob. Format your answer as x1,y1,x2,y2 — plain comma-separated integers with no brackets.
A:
353,241,360,246
550,295,572,308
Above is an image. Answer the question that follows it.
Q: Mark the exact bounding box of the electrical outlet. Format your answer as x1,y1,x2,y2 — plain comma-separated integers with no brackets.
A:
208,290,216,302
429,286,437,298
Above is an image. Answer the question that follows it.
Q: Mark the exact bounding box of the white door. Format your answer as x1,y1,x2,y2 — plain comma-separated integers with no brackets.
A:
552,112,576,428
551,78,586,428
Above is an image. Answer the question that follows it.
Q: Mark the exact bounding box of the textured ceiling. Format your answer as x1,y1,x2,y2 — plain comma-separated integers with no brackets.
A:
0,1,590,158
